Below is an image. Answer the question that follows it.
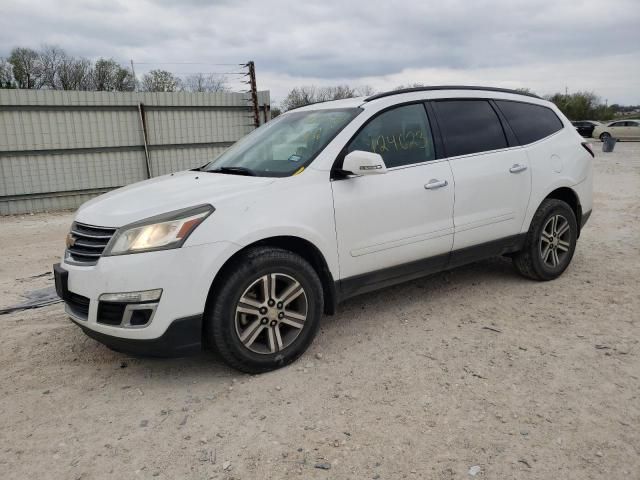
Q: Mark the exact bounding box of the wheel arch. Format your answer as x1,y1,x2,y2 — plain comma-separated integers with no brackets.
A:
543,186,583,236
205,235,338,318
598,130,611,139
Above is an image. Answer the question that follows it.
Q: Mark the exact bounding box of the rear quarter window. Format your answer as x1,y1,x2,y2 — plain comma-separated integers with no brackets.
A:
495,100,564,145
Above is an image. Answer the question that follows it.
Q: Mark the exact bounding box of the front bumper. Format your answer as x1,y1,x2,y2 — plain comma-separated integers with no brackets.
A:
70,314,203,357
54,240,238,345
581,209,592,229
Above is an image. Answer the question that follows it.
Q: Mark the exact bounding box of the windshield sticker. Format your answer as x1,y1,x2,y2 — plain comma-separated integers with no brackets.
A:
288,154,302,162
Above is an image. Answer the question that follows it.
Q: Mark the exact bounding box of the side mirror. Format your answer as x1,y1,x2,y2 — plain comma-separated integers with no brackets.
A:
342,150,388,175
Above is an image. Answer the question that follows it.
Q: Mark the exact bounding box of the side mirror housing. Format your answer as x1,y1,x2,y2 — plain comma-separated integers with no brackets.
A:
342,150,388,176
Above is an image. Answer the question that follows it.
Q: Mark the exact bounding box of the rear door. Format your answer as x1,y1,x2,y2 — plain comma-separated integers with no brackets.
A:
624,120,640,139
431,99,531,251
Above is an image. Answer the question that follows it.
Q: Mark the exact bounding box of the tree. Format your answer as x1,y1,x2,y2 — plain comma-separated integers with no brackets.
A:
8,47,41,88
91,58,135,91
514,87,536,96
281,86,318,110
546,91,614,121
57,55,92,90
183,73,227,92
281,84,375,111
0,58,15,88
38,45,65,89
393,82,425,90
141,69,181,92
270,106,282,118
316,85,356,101
355,85,375,97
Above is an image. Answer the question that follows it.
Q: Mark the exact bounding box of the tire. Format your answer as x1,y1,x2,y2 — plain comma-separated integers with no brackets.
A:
206,246,323,373
599,132,611,141
513,199,578,281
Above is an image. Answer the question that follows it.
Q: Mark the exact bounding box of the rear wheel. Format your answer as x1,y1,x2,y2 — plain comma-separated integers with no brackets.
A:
513,199,577,281
206,247,323,373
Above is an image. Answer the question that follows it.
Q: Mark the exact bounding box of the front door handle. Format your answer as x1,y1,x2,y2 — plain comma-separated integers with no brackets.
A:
424,179,448,190
509,164,528,173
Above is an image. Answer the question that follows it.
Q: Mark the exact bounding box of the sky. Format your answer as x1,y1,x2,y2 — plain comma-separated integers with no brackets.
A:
1,0,639,106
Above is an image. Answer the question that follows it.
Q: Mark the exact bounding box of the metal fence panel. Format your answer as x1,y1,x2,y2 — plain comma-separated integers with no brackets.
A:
0,89,270,215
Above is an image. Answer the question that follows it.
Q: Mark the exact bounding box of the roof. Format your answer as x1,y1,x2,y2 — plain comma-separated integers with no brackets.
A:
288,85,545,113
364,85,541,102
289,97,366,112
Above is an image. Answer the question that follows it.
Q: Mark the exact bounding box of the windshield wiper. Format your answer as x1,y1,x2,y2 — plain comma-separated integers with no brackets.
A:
207,166,256,176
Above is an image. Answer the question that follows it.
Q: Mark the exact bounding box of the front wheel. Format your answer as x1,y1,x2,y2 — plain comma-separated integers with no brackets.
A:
513,199,578,281
206,247,323,373
599,132,611,141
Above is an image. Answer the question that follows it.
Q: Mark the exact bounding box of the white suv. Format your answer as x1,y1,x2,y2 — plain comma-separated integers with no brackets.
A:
54,86,594,373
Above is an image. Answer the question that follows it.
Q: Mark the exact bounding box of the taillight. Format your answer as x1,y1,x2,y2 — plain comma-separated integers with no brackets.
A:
581,142,594,158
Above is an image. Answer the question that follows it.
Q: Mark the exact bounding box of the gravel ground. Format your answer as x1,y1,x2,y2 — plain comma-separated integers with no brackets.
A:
1,142,639,479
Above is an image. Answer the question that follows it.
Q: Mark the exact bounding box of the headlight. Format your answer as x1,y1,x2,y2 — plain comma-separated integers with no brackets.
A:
104,204,214,256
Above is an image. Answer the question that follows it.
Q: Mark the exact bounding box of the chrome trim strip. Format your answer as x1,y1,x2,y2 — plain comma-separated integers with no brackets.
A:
121,303,158,329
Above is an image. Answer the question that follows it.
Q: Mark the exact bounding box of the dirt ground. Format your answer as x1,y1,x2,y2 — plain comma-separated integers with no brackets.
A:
1,142,638,480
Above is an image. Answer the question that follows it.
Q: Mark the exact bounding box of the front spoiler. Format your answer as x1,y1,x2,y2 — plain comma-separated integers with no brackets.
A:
70,314,203,357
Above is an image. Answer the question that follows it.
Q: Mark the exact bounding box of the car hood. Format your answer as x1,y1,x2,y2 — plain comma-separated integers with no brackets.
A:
76,171,275,227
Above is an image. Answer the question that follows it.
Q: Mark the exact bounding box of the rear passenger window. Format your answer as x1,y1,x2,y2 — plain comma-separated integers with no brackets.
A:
432,100,507,157
347,104,435,168
495,100,564,145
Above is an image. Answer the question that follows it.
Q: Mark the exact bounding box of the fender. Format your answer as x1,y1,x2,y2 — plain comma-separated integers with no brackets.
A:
522,182,581,234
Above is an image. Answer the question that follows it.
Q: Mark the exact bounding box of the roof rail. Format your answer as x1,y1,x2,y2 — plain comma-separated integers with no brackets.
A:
364,85,541,102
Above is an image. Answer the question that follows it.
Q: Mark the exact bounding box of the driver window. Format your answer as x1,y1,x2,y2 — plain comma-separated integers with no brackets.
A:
347,104,435,168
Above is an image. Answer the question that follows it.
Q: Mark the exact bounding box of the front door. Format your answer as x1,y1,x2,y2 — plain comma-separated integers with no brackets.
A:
608,121,627,139
331,103,455,292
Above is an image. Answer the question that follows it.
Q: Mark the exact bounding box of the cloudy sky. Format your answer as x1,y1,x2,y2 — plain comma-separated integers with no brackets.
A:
1,0,639,105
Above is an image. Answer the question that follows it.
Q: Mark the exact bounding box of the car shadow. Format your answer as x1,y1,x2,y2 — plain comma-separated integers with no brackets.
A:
70,255,528,379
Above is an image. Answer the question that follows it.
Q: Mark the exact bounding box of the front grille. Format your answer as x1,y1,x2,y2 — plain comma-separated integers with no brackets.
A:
66,292,90,319
66,222,116,265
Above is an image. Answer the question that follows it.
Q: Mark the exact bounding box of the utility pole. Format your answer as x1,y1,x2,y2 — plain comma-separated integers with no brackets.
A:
130,60,137,91
247,61,260,129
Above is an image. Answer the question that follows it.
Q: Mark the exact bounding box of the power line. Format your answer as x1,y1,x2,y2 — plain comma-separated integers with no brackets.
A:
132,62,244,66
168,72,247,76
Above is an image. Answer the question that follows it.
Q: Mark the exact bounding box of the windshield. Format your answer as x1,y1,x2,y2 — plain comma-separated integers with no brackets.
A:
203,108,361,177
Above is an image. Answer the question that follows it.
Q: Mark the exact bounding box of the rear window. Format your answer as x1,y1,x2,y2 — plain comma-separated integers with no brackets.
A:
432,100,507,157
495,100,564,145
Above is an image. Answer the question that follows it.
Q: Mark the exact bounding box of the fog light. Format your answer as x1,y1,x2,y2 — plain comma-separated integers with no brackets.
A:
99,289,162,303
128,308,154,326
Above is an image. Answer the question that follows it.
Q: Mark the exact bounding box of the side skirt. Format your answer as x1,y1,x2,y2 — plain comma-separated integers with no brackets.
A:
337,234,526,301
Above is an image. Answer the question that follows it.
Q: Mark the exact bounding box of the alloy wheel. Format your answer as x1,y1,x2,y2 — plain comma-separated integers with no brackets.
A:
234,273,308,354
539,214,571,269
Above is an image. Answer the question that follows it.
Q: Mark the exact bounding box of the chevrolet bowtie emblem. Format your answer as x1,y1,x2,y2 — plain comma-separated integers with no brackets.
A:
66,233,76,248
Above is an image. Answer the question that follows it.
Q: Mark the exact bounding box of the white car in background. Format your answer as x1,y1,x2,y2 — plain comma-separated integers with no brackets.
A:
593,119,640,141
54,86,593,373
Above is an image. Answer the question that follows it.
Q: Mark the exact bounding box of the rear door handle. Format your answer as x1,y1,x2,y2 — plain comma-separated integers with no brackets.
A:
509,164,528,173
424,179,448,190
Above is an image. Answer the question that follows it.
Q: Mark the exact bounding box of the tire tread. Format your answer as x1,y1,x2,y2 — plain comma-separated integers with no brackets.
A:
207,246,323,373
513,198,577,281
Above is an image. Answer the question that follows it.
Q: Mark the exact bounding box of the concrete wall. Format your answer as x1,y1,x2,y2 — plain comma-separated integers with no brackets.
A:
0,89,270,215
